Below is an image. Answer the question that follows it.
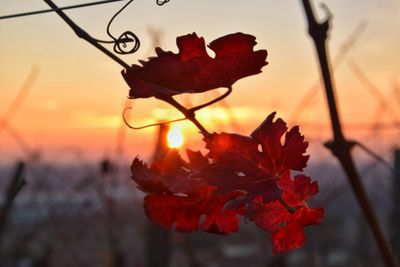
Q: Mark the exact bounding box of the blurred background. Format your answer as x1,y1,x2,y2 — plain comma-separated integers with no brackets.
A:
0,0,399,266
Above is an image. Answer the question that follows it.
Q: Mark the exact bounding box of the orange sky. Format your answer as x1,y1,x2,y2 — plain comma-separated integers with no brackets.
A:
0,0,399,164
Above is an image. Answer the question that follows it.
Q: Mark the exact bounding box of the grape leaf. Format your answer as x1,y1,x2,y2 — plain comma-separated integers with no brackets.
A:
131,150,244,234
122,32,268,98
130,113,323,253
248,173,324,254
200,112,309,204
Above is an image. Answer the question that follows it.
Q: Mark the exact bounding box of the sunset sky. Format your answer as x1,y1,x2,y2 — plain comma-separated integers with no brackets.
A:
0,0,399,165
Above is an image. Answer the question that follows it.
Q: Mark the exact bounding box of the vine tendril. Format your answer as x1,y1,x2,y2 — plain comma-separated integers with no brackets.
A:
94,0,140,54
123,107,187,130
156,0,170,6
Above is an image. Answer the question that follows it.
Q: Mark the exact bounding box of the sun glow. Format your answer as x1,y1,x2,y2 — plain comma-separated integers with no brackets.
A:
167,127,184,148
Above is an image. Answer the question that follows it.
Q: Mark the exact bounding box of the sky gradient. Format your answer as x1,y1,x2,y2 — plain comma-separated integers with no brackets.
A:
1,0,399,164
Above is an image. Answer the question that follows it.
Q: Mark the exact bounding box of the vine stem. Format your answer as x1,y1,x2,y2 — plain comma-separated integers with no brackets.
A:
301,1,398,266
156,95,210,136
42,0,130,69
153,87,232,135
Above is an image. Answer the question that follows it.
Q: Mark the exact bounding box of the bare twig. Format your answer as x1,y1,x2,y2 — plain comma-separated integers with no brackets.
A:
300,1,398,266
42,0,130,69
0,66,39,159
0,0,127,20
2,66,39,120
355,141,394,173
156,95,210,136
0,161,26,241
349,59,399,123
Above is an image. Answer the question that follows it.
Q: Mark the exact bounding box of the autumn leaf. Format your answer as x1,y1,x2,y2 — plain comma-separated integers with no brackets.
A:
248,173,324,254
144,189,244,234
122,32,268,98
200,112,309,204
131,150,245,234
130,109,323,252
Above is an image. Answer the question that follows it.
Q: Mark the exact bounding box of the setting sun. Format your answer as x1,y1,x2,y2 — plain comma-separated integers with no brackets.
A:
167,127,184,148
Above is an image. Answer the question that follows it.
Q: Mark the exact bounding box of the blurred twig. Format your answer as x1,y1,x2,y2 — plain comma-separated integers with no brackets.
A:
290,21,367,123
355,141,394,173
349,59,399,123
300,1,398,266
0,66,39,160
0,161,26,242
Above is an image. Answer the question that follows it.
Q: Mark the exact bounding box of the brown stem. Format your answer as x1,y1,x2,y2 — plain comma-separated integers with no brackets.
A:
42,0,130,69
156,95,210,136
301,1,398,266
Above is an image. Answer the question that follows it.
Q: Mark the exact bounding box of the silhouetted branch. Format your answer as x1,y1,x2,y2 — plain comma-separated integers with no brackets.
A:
42,0,130,69
0,161,26,242
0,0,127,20
300,1,398,267
355,141,394,172
156,95,210,136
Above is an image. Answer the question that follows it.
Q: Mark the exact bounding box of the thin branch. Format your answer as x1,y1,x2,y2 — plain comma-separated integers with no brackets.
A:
0,0,127,20
42,0,130,69
354,141,394,173
156,96,210,136
300,1,398,267
0,67,38,159
349,59,399,122
3,66,39,120
0,122,33,157
0,162,26,242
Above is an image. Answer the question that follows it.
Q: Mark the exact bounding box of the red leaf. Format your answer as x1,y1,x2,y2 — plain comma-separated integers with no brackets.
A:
248,174,324,254
144,189,244,234
131,150,206,195
130,113,323,253
278,174,319,207
130,158,170,193
122,32,268,98
251,112,309,172
201,112,309,203
186,149,209,170
271,222,305,254
248,197,289,233
131,150,245,235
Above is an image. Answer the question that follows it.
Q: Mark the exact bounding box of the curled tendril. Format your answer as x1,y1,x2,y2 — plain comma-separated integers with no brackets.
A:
114,31,140,54
123,107,187,130
156,0,170,6
95,0,140,54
